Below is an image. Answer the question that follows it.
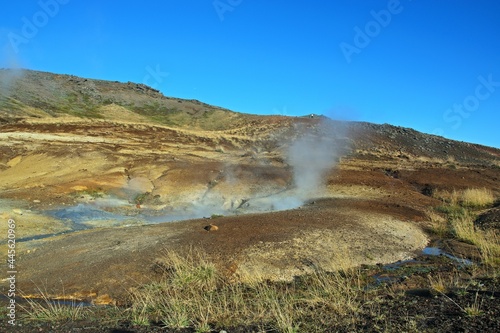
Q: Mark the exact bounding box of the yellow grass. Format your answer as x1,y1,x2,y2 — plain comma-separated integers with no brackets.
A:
415,155,456,165
428,274,448,294
433,188,495,208
19,287,91,323
461,188,495,208
447,207,500,268
127,249,364,332
431,187,499,268
426,209,449,237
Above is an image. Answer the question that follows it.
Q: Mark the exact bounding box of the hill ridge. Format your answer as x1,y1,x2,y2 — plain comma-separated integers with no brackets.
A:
0,68,499,168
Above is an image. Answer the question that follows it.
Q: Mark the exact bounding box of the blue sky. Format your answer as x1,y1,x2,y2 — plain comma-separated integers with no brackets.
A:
1,0,499,148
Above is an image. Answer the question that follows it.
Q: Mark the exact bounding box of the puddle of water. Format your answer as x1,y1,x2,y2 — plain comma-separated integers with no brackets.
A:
382,259,417,271
46,202,242,227
44,190,309,227
370,246,474,288
13,202,226,243
371,260,427,288
48,203,127,224
421,247,441,256
422,247,473,266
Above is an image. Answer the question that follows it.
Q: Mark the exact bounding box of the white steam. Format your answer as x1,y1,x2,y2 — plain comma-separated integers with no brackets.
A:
288,127,338,196
0,67,24,96
242,119,346,212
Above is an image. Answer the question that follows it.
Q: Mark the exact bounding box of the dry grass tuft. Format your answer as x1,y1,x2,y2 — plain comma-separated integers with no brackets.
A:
20,287,91,323
127,249,364,331
447,209,500,267
464,293,484,317
432,188,500,269
433,188,495,208
428,274,448,294
461,188,495,208
426,209,449,237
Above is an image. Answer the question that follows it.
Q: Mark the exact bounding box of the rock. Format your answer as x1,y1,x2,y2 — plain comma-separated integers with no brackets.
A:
13,209,23,215
204,224,219,232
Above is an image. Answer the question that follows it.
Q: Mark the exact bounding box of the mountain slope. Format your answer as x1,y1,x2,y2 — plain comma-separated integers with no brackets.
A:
0,68,255,130
0,68,499,168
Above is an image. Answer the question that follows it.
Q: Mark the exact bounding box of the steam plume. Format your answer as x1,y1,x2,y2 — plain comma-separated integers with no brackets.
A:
288,122,339,195
245,118,347,211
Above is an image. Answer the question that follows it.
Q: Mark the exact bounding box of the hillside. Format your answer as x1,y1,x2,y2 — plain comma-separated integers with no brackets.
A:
0,68,256,130
1,69,498,165
0,69,499,332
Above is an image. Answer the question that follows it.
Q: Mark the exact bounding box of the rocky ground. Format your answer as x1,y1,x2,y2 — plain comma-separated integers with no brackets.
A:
0,69,499,331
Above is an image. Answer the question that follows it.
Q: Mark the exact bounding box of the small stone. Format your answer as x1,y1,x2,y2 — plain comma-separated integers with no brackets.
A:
33,200,41,203
13,209,23,215
204,224,219,232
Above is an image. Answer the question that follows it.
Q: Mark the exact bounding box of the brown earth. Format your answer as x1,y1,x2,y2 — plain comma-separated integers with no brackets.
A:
9,199,429,304
0,117,498,306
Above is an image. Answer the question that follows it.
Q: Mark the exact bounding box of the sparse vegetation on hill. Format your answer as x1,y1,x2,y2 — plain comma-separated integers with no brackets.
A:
0,68,249,130
1,69,499,165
